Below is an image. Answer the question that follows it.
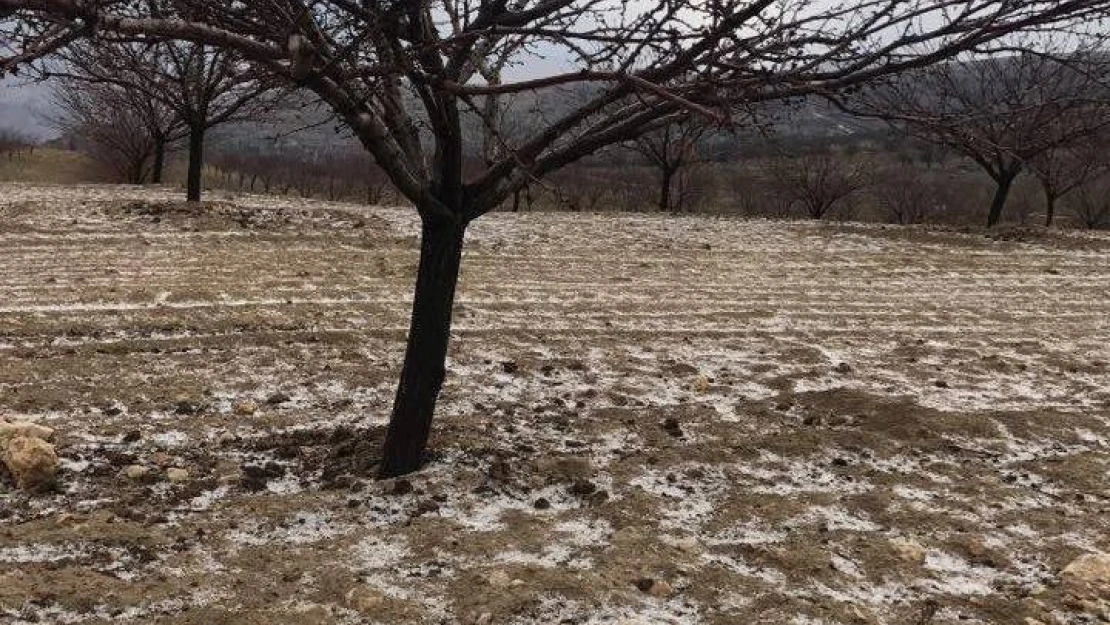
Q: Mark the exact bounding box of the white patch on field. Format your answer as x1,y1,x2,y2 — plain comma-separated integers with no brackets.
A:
495,544,593,570
150,429,190,447
0,543,85,563
59,458,90,473
629,465,729,530
921,551,1007,596
791,506,882,532
502,595,701,625
228,511,351,546
553,518,612,547
707,521,787,546
353,535,410,570
702,552,787,585
185,486,230,511
734,456,872,496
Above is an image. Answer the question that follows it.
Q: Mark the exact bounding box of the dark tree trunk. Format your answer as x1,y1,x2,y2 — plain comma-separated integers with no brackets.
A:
986,173,1017,228
1044,190,1057,228
379,217,467,477
151,136,166,184
128,160,147,185
659,167,674,212
186,124,205,202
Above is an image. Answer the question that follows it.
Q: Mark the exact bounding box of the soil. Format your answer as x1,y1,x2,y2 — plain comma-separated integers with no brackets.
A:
1,184,1108,624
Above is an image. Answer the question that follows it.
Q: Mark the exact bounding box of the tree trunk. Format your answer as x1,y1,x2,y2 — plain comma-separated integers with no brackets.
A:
186,125,205,202
151,136,166,184
379,217,467,477
659,167,674,212
1044,190,1057,228
986,173,1017,228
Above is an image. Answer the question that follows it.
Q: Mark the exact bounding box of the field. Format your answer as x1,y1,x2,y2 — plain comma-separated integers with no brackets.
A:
1,183,1109,625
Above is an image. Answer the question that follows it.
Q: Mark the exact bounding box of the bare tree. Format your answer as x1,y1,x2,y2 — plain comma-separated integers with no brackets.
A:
50,38,278,201
849,49,1110,228
48,82,162,183
874,164,936,225
4,0,1109,476
770,150,872,220
1069,176,1110,229
626,119,709,212
1029,133,1110,226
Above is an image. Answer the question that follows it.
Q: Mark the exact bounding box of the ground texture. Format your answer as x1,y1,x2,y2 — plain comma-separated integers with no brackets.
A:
1,184,1109,625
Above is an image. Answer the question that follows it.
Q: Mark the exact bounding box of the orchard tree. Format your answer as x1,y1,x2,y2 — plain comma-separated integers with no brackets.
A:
847,48,1110,228
3,0,1110,476
49,72,183,183
49,80,167,182
49,37,279,201
627,119,709,213
1029,133,1110,226
770,150,872,220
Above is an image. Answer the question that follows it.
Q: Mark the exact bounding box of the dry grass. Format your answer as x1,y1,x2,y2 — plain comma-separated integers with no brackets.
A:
0,149,103,184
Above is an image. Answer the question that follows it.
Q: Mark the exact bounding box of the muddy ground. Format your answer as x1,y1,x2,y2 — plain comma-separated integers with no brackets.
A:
1,184,1108,625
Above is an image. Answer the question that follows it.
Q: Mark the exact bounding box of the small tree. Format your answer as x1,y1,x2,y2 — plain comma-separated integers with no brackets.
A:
1069,177,1110,229
770,150,872,220
874,164,936,225
48,82,162,183
626,119,709,213
1029,134,1110,226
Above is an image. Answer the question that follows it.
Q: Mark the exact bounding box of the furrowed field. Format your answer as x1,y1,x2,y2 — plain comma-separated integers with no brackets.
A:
1,184,1109,624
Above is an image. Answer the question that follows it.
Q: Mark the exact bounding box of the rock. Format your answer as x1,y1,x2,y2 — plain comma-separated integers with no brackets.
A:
122,464,150,480
165,467,190,483
533,497,552,510
0,420,54,443
961,535,995,565
217,471,242,486
148,451,174,467
648,580,674,598
661,417,684,438
389,478,414,496
121,430,141,444
3,435,59,491
474,613,492,625
174,400,202,415
633,577,673,598
890,538,927,565
833,362,853,375
487,570,511,588
692,376,711,394
232,399,258,416
345,586,385,613
1061,553,1110,600
500,361,519,374
265,392,291,406
569,479,597,496
671,536,702,554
